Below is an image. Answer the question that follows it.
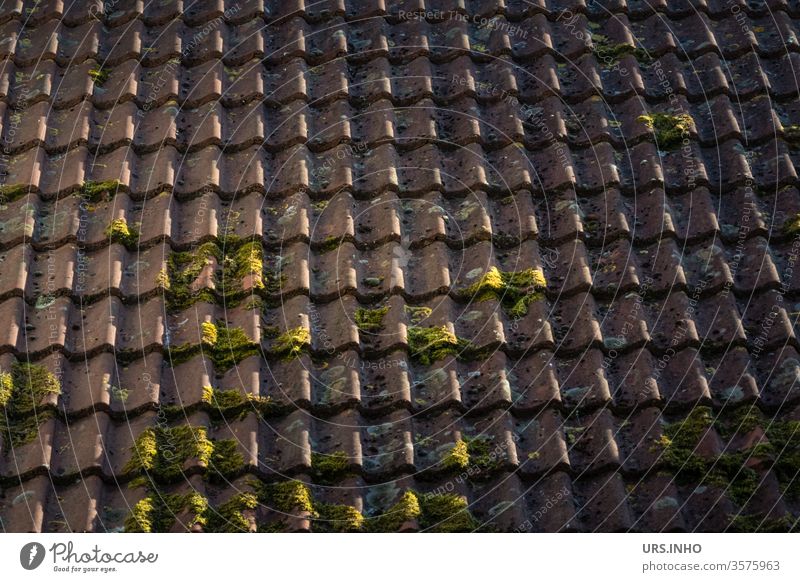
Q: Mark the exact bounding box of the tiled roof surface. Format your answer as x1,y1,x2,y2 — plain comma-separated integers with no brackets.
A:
1,0,800,533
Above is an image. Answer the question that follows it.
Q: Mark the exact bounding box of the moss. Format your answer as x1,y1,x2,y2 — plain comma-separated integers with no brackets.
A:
363,276,384,288
124,492,208,533
0,362,61,448
199,322,260,372
271,326,310,361
783,214,800,235
162,240,265,311
367,491,421,532
88,66,109,86
407,326,470,365
258,481,315,513
784,124,800,143
318,235,343,254
123,425,214,483
418,493,478,532
208,439,245,480
162,242,218,311
310,450,350,484
442,440,470,470
314,503,364,532
355,306,389,332
728,514,797,533
464,436,503,472
201,385,274,418
81,180,121,202
404,305,432,324
591,34,652,64
106,218,139,247
0,183,29,202
0,371,12,408
637,113,694,150
221,240,264,291
460,267,547,318
205,493,258,532
655,407,775,505
109,385,130,404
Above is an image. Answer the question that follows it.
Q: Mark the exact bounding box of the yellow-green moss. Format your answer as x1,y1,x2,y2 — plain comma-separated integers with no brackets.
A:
355,306,389,332
318,235,343,254
205,493,258,532
124,492,208,533
201,385,274,418
418,493,478,532
222,240,264,291
198,322,260,372
106,218,139,247
89,66,109,86
728,513,798,533
407,326,470,365
0,362,61,448
591,33,652,64
784,125,800,143
310,450,350,484
314,503,364,532
461,267,547,318
655,407,776,505
162,243,218,311
442,440,470,470
271,326,310,361
638,113,694,150
367,491,421,532
81,180,121,202
162,240,265,311
0,371,12,408
258,481,315,513
783,214,800,235
124,425,214,483
208,439,245,480
404,305,432,324
0,183,29,202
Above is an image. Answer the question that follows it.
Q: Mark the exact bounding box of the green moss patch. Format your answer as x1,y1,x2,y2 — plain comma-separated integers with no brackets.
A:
404,305,432,324
205,493,258,532
637,113,694,150
201,385,274,418
591,34,652,64
310,450,350,484
784,124,800,143
442,437,503,474
270,326,310,361
0,183,29,202
460,267,547,318
407,326,471,365
124,424,246,485
105,218,140,247
355,306,389,332
367,491,421,532
783,213,800,235
162,240,264,311
124,492,208,533
257,480,315,514
418,493,478,532
653,407,800,505
80,180,121,202
125,491,258,533
0,362,61,449
314,503,364,532
89,66,110,86
197,322,260,372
